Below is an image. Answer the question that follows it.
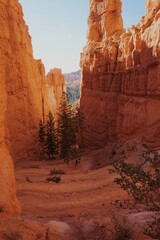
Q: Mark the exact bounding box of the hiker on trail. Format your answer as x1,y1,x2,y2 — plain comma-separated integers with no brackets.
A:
78,157,81,166
75,159,78,167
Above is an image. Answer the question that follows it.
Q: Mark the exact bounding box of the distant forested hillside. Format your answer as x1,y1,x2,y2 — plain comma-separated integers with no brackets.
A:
64,70,81,105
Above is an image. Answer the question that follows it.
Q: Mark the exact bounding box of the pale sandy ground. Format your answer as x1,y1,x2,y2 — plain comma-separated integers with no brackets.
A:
0,144,159,239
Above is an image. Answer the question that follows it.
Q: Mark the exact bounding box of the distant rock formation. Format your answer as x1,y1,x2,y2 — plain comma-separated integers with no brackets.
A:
80,0,160,148
64,70,81,105
64,70,81,86
46,68,66,112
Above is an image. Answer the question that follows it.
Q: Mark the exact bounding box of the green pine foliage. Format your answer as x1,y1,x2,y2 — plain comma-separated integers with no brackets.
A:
38,94,85,161
57,93,77,160
38,119,45,158
38,119,45,144
45,111,57,159
38,111,57,160
66,85,80,105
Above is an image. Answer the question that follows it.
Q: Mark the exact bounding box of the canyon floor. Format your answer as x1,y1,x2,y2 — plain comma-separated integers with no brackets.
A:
0,145,159,240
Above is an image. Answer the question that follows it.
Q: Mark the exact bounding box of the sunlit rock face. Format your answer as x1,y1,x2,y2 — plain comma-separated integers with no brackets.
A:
0,0,52,215
0,0,50,161
146,0,160,13
0,149,21,216
0,36,20,214
46,68,66,115
80,0,160,148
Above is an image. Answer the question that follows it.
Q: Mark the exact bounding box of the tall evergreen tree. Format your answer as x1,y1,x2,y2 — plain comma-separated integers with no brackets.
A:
58,93,76,160
38,119,45,144
45,111,57,159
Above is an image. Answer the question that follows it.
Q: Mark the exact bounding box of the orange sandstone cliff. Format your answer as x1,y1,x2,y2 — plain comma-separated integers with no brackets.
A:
0,0,48,161
80,0,160,148
0,0,64,215
0,1,65,162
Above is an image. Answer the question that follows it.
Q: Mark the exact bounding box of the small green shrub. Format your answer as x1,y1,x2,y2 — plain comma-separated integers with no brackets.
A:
112,215,133,240
50,169,65,175
126,143,137,152
111,149,116,156
46,176,61,183
109,145,160,210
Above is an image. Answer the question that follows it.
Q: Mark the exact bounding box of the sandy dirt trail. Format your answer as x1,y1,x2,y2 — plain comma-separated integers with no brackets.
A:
14,152,157,240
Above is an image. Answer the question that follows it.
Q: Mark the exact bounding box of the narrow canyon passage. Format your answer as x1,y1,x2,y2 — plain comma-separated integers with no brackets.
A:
0,0,159,239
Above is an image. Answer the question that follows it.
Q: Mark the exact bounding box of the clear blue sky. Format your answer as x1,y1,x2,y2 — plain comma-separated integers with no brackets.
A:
18,0,146,74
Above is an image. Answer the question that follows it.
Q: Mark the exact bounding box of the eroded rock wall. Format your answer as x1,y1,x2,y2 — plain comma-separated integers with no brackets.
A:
80,0,160,148
0,44,20,215
46,68,66,115
0,0,58,215
1,0,49,161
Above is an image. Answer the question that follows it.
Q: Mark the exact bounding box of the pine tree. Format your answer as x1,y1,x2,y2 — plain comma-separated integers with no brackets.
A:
39,119,45,143
45,111,57,159
57,93,76,161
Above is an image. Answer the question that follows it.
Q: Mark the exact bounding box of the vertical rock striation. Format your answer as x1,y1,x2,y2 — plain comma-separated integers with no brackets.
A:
46,68,66,114
1,0,48,161
80,0,160,148
0,39,20,214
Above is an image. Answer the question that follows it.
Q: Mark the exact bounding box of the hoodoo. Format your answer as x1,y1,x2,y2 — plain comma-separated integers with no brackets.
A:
46,68,66,114
80,0,160,148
